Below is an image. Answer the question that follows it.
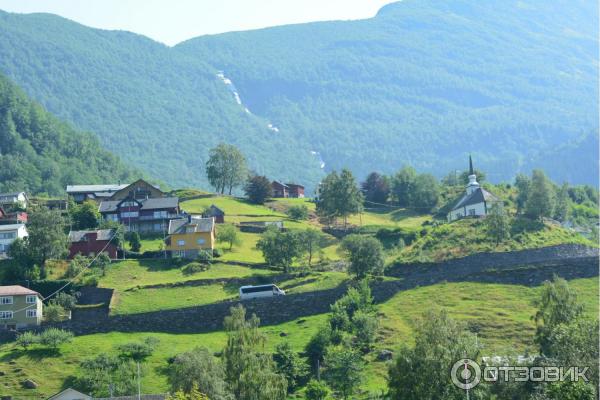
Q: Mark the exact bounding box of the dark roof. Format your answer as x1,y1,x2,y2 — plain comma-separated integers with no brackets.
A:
168,217,214,234
451,187,499,211
286,183,304,189
206,204,225,216
272,181,289,188
68,229,115,243
99,197,179,213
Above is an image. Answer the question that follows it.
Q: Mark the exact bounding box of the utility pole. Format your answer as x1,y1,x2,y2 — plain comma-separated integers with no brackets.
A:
137,361,141,400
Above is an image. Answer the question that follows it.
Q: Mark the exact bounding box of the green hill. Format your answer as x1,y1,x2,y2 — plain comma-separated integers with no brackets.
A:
0,0,598,191
0,73,136,195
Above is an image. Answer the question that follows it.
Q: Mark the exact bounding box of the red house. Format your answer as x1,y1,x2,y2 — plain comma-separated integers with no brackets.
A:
272,181,289,198
0,206,27,225
68,229,119,260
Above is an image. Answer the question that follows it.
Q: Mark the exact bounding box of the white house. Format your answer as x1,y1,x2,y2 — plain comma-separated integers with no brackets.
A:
0,192,29,209
447,157,501,222
0,224,28,258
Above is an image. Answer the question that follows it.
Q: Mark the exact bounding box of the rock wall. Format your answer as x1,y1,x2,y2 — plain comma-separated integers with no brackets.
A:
1,245,597,341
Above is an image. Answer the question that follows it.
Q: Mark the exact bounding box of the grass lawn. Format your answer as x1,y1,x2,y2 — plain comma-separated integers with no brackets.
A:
100,259,275,291
182,196,283,217
111,283,236,315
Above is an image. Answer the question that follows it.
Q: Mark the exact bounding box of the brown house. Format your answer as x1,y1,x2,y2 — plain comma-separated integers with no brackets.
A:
99,196,181,233
203,204,225,223
68,229,119,259
272,181,289,198
109,179,164,201
287,183,305,198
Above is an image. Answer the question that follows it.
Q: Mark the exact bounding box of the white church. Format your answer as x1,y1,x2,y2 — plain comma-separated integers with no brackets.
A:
447,157,501,222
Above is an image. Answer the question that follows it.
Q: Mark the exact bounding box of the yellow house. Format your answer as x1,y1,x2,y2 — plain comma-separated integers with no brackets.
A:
166,216,215,258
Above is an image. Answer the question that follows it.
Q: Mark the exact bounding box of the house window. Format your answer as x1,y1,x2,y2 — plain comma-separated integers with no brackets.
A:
121,201,137,207
0,311,13,319
197,238,205,245
153,211,167,218
153,223,163,231
0,232,16,240
26,309,37,318
177,240,185,246
121,211,139,218
468,209,476,216
0,296,13,305
26,295,36,304
105,213,119,221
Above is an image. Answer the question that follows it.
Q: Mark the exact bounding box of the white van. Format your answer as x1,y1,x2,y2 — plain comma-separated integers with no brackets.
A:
239,284,286,300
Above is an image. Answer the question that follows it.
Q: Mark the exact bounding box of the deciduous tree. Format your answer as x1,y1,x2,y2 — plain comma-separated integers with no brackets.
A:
206,143,248,195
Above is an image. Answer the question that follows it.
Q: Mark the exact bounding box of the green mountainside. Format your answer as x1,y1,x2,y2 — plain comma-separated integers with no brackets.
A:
0,73,137,195
0,0,598,191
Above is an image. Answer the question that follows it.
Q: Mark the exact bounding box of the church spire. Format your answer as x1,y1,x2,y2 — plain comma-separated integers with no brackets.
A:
469,154,474,175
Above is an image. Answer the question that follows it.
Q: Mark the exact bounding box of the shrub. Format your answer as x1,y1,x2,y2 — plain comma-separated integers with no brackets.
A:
212,248,223,258
116,337,159,361
286,204,309,220
44,303,67,323
305,379,332,400
16,331,39,350
196,250,213,264
39,328,73,349
182,262,209,275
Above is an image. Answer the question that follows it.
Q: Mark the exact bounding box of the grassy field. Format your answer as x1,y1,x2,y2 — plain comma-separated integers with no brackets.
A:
1,277,596,398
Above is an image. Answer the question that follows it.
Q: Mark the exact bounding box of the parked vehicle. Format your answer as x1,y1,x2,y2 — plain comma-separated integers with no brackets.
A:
239,284,285,300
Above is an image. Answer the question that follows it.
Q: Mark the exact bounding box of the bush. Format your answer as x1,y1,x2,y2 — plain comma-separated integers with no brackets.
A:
196,250,213,264
286,204,309,220
16,331,39,350
44,303,67,323
181,262,209,275
116,337,159,361
305,379,331,400
39,328,73,349
212,248,223,258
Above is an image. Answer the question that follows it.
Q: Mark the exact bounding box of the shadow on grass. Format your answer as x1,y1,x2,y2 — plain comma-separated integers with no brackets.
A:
0,347,62,363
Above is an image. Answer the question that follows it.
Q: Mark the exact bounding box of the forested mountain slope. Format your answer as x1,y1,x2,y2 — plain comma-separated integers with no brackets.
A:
0,0,597,190
0,73,137,195
0,10,322,190
177,0,598,185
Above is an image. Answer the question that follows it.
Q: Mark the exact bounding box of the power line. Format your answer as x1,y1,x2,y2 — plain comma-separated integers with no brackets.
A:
10,226,122,315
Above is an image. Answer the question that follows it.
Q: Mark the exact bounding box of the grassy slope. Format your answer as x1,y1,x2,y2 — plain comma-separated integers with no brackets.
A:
1,195,596,396
399,217,596,262
1,278,596,398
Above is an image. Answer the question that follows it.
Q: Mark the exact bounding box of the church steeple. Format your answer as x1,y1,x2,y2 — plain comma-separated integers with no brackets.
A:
466,155,479,194
469,154,474,175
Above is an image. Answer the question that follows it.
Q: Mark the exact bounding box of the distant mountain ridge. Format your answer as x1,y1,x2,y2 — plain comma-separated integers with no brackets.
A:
0,0,597,190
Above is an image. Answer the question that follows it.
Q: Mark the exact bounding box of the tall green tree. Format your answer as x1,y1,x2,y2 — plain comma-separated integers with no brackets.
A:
387,310,486,400
24,207,69,278
524,169,555,220
168,347,230,399
534,276,584,356
410,173,440,211
206,143,248,195
391,166,417,207
323,347,364,400
244,174,273,204
553,182,570,222
316,169,363,228
222,305,287,400
299,228,324,267
485,203,510,245
514,173,531,213
256,228,304,272
69,200,100,230
340,235,385,279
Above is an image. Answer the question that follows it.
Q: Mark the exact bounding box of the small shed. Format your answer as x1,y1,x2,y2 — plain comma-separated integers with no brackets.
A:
204,204,225,223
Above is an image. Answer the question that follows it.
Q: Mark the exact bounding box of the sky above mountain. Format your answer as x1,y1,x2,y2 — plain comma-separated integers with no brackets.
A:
0,0,395,46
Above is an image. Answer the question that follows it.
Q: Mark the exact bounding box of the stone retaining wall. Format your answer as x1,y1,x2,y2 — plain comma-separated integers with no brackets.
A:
1,245,597,341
